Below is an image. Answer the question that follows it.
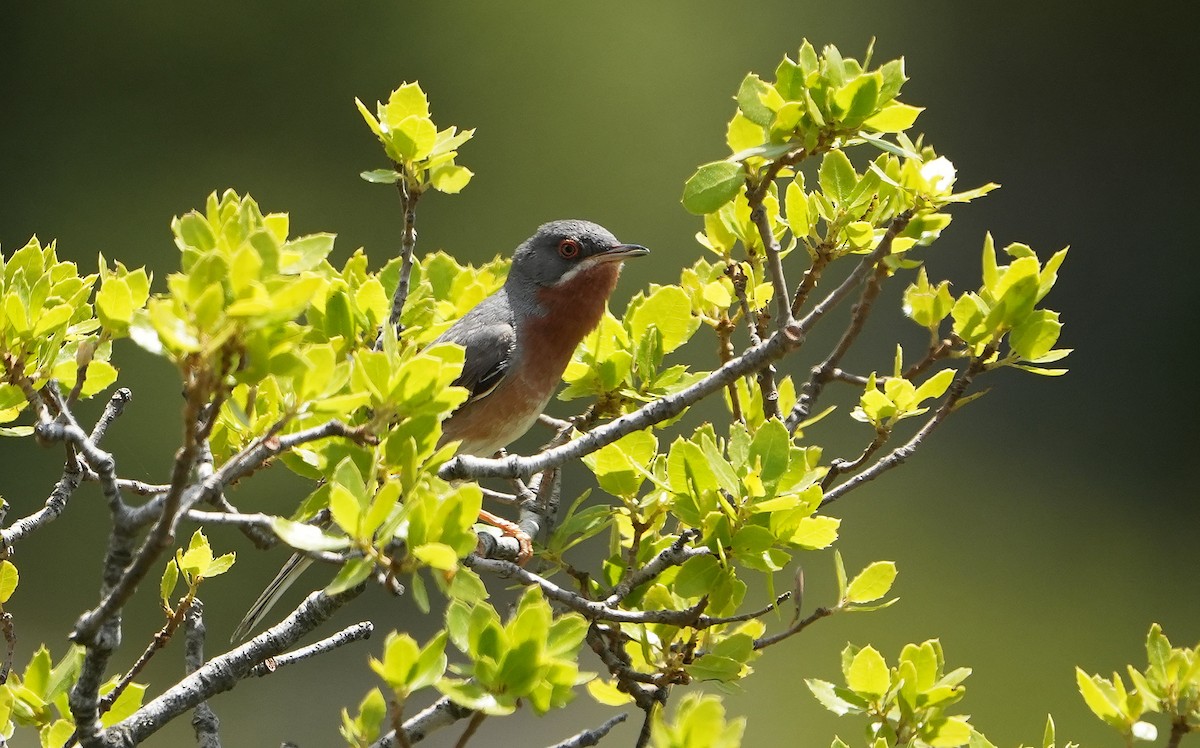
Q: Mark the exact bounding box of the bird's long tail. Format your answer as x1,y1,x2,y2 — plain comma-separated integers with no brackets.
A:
231,553,314,642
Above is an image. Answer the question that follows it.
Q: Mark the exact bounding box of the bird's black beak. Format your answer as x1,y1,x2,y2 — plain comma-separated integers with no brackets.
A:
597,243,650,262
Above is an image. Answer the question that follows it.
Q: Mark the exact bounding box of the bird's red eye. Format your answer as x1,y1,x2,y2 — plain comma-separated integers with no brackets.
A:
558,239,580,259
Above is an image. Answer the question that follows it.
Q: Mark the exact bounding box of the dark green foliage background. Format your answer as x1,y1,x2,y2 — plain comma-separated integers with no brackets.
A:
2,2,1195,745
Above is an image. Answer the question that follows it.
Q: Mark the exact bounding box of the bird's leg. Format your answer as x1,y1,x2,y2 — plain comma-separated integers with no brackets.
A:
477,508,533,564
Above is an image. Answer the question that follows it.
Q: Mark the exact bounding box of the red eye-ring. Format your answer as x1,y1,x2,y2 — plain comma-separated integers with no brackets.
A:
558,239,581,259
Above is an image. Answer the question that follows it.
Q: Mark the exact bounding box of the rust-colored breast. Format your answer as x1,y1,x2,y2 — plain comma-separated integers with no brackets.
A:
441,262,621,457
526,261,620,376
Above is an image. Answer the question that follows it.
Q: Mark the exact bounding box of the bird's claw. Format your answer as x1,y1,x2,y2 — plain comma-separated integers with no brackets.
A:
477,509,533,565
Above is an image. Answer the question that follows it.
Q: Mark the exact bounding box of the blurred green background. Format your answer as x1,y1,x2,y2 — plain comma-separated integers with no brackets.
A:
3,2,1196,746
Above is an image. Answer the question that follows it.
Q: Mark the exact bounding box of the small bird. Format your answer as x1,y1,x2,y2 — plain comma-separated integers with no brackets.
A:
233,220,648,640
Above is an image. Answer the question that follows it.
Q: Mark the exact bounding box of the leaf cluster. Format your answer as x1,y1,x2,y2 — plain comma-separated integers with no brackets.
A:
1077,624,1200,743
0,646,146,747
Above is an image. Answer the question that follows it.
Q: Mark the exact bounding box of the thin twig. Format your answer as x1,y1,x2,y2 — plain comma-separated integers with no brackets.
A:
1,610,15,684
538,413,574,432
369,696,475,748
902,337,961,380
544,713,628,748
468,553,741,628
752,605,834,650
1,456,84,548
453,712,487,748
701,592,792,626
1166,719,1190,748
98,591,195,715
183,600,221,748
729,262,779,420
749,204,793,328
383,181,422,340
90,388,133,443
605,530,701,606
248,622,374,677
826,367,871,386
70,391,204,645
713,317,743,422
102,588,364,746
786,210,913,433
820,346,995,507
790,245,833,316
821,429,890,490
586,624,659,712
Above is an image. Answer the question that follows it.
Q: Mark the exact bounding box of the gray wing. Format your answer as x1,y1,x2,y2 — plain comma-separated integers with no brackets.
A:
432,289,516,403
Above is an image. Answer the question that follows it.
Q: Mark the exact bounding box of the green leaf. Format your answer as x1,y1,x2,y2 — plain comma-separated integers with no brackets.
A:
546,615,589,659
951,293,991,346
101,682,146,726
845,561,898,604
413,631,449,690
675,554,723,599
736,73,782,127
587,679,634,706
797,41,819,75
1043,715,1057,748
865,103,923,133
903,267,954,329
1145,623,1171,683
667,438,720,501
436,679,516,716
749,419,790,488
834,549,848,599
96,277,134,327
360,169,403,184
785,180,811,237
383,82,430,125
689,653,744,682
627,286,700,355
204,552,235,578
326,557,374,595
370,632,421,691
844,221,873,249
1010,310,1062,361
412,542,459,571
176,530,215,576
683,162,744,215
847,646,890,697
24,645,52,697
819,150,857,204
806,678,867,716
726,112,765,153
269,517,352,552
0,559,18,602
392,115,438,161
914,369,955,403
45,645,84,702
924,716,973,748
329,483,364,537
355,97,383,136
430,164,474,194
582,430,656,498
790,516,840,549
1075,668,1124,725
159,561,178,606
280,233,336,273
835,72,880,122
856,133,919,162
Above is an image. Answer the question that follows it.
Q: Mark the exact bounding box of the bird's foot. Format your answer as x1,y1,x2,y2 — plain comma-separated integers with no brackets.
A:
477,509,533,565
